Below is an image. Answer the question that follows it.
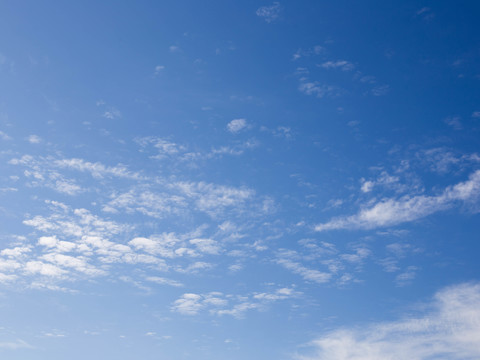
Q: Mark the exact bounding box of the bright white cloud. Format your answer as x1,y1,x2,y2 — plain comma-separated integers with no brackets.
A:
171,293,204,315
227,118,247,133
296,283,480,360
316,170,480,231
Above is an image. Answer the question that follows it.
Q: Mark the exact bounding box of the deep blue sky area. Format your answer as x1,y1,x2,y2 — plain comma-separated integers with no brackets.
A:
0,1,480,359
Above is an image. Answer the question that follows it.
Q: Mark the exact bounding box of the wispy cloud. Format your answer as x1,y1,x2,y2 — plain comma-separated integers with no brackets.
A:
319,60,354,71
295,283,480,360
292,46,324,61
0,130,12,140
444,116,463,130
371,84,390,96
415,7,435,21
276,251,332,284
316,170,480,231
0,339,33,350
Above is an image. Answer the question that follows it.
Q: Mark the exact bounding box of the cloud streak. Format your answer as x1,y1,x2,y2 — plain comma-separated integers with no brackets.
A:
316,170,480,231
296,282,480,360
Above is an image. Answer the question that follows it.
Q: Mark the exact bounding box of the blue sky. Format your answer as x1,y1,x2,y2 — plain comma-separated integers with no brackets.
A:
1,1,480,359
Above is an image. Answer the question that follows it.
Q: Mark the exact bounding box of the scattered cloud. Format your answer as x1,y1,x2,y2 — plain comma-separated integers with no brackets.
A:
103,107,121,120
172,286,300,318
136,137,186,159
292,46,324,61
256,2,282,23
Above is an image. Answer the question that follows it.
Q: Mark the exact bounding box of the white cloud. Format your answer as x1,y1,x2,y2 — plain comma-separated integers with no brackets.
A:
292,46,324,61
227,118,247,133
319,60,354,71
315,170,480,231
371,85,390,96
171,293,204,315
172,181,254,217
24,261,66,277
103,188,186,218
0,273,18,283
135,136,255,161
359,171,408,194
136,137,186,159
395,265,418,287
444,116,463,130
0,339,33,350
256,2,282,23
172,286,299,318
28,135,42,144
10,155,141,187
154,65,165,75
129,233,185,259
175,261,214,274
298,79,342,98
295,283,480,360
145,276,183,287
276,257,331,284
103,107,121,119
189,238,221,255
54,157,141,179
360,180,374,193
0,130,11,140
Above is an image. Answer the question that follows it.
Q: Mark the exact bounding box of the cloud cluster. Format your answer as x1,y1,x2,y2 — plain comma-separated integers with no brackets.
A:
172,286,300,318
